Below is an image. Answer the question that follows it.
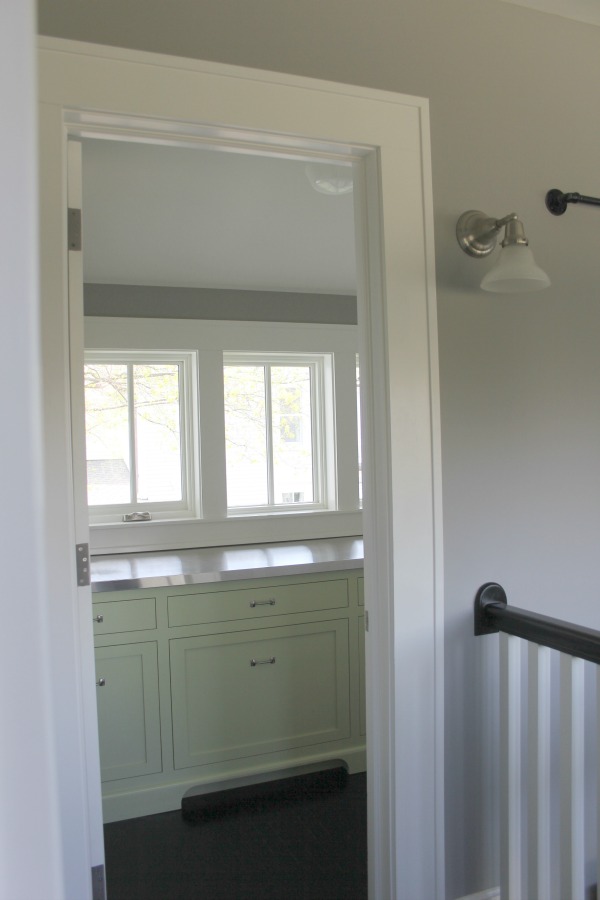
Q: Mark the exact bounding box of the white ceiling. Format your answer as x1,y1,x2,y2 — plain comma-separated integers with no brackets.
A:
81,139,357,295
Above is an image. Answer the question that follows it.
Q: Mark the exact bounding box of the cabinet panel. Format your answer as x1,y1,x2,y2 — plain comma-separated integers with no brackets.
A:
357,577,364,606
167,578,348,628
95,642,162,782
93,597,156,635
170,620,350,769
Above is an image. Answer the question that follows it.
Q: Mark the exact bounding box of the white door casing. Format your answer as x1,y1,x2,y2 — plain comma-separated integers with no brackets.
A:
38,38,444,900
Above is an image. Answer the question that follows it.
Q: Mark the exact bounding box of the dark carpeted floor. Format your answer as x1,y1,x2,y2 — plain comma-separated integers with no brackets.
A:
103,772,367,900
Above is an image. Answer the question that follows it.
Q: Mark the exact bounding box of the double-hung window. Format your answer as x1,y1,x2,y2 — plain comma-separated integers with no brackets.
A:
83,350,197,524
223,353,331,513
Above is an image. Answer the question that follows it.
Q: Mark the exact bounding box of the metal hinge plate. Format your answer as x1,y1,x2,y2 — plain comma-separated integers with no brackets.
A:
76,543,90,587
68,207,82,251
91,864,106,900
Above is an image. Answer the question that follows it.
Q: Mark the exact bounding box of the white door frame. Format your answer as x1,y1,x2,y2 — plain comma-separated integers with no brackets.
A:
38,37,444,900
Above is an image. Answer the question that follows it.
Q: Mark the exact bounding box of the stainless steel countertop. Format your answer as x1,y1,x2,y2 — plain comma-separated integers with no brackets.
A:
91,536,364,592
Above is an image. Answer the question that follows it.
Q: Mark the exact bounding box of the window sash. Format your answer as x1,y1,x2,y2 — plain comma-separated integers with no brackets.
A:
84,350,197,524
223,353,328,514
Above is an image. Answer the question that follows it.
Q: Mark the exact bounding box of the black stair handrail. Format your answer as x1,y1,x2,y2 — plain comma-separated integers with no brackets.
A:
474,583,600,666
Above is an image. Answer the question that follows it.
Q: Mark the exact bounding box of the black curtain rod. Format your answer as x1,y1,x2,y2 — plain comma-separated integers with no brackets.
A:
546,188,600,216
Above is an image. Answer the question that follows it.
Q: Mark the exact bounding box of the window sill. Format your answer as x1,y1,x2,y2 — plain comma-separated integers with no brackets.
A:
89,509,363,555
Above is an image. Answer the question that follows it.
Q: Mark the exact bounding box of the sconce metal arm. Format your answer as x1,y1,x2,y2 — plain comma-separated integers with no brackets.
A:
456,210,518,258
546,188,600,216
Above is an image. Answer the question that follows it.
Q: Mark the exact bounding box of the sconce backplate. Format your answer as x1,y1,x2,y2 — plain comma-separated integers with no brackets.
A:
456,210,498,258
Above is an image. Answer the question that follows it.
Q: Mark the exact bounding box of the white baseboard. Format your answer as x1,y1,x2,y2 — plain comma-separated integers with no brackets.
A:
456,890,500,900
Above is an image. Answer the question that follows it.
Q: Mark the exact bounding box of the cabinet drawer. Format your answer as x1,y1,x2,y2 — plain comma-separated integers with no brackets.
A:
170,619,350,769
93,597,157,635
167,578,348,627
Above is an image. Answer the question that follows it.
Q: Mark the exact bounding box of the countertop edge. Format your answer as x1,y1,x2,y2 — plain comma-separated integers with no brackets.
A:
91,537,364,593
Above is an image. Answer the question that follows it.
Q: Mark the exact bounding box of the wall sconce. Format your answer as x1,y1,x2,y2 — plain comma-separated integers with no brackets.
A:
456,210,551,293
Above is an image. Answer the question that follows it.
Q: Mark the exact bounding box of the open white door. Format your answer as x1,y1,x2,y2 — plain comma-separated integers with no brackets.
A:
67,137,107,898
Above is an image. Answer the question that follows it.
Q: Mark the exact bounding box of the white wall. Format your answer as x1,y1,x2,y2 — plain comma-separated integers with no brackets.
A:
36,1,600,896
0,2,64,897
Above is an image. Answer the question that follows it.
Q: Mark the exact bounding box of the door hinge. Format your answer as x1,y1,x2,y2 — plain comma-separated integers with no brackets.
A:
68,207,82,251
91,863,106,900
76,543,90,587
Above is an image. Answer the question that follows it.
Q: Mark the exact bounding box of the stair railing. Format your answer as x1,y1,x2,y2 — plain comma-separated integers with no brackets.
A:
475,583,600,900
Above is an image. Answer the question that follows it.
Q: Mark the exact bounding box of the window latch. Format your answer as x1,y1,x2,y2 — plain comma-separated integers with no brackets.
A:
122,512,152,522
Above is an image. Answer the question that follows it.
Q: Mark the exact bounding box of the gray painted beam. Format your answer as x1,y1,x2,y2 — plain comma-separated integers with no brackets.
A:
84,284,357,325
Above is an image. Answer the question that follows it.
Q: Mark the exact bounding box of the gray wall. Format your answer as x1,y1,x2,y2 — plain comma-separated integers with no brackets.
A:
38,2,600,896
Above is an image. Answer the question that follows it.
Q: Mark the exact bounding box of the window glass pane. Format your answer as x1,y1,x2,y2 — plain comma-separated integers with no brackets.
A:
133,364,182,503
84,363,131,505
224,365,268,507
271,366,314,504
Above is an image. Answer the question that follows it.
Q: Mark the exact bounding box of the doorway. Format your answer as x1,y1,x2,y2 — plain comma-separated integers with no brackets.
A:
39,39,444,900
79,132,365,897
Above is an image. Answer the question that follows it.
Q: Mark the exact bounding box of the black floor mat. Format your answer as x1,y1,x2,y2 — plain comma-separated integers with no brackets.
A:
181,764,349,823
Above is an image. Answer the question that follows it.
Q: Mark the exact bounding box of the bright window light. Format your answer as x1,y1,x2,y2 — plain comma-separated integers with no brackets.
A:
223,354,328,513
84,351,196,523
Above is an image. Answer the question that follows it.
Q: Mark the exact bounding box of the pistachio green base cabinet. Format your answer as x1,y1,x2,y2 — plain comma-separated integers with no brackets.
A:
93,570,365,822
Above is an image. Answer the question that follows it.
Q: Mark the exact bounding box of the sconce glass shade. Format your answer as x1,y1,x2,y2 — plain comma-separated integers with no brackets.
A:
456,210,551,293
480,243,551,293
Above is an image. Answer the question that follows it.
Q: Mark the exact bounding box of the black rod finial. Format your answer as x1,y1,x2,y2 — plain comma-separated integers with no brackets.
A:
546,188,568,216
474,582,508,636
546,188,600,214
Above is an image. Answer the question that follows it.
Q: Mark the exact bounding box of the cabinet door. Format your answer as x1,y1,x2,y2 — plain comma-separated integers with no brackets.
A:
95,642,162,782
170,620,350,770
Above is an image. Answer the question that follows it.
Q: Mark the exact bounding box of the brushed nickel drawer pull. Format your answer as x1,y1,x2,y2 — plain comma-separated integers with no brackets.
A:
250,598,276,608
250,656,276,667
96,677,106,687
94,614,104,624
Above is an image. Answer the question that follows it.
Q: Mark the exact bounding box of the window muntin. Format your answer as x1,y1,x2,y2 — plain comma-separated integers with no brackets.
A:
223,354,328,513
84,351,196,523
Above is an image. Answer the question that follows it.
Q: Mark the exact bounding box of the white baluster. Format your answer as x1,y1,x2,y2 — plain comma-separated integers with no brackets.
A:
501,634,524,899
597,666,600,896
560,654,585,900
527,644,552,899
